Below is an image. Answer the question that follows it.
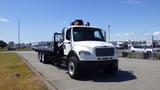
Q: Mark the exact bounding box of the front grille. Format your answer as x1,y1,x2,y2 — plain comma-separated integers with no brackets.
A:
95,48,115,56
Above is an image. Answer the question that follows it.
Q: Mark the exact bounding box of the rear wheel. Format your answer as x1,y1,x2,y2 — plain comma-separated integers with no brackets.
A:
38,52,42,62
68,57,81,79
55,58,61,66
52,57,56,65
41,53,44,63
41,53,48,64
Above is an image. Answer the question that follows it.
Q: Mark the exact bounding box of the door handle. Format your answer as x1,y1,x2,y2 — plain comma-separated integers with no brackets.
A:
65,42,70,44
65,41,71,44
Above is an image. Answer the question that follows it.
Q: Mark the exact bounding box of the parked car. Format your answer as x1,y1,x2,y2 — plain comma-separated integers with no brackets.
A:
131,45,160,54
116,43,128,49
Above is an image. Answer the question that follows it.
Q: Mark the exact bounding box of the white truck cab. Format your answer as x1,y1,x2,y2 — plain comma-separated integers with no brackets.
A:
37,19,118,79
60,21,118,78
63,26,118,61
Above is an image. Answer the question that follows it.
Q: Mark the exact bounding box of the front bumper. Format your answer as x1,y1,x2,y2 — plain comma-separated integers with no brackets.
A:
78,60,118,70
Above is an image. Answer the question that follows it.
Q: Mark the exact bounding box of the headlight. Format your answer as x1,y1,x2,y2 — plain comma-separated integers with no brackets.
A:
79,51,91,56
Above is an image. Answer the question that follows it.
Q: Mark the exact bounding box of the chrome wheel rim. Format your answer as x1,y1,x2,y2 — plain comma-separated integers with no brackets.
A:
69,61,75,76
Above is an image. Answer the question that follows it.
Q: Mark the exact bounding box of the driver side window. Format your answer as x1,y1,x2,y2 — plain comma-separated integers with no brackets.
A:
66,29,71,40
94,31,101,40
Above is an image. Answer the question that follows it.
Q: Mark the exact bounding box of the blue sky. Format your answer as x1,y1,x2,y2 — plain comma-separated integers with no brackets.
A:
0,0,160,43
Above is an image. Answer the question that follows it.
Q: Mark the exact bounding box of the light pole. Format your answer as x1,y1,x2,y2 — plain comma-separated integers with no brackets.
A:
108,25,111,42
152,35,154,60
18,19,20,49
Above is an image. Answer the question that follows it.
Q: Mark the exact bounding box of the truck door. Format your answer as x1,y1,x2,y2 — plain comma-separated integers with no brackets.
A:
64,28,71,55
53,33,63,55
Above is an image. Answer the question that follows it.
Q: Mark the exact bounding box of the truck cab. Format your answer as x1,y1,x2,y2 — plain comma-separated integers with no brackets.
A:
54,20,118,78
37,19,118,79
63,26,117,61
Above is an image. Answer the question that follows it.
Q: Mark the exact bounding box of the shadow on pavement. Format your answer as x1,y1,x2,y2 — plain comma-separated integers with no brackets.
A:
53,65,137,82
78,70,137,82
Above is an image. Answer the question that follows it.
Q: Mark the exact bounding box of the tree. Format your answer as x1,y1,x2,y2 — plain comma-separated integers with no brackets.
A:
0,40,7,48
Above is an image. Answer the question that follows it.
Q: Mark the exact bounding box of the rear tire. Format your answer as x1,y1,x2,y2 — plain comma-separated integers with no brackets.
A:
41,53,48,64
38,52,42,62
68,57,81,79
52,57,56,65
55,58,61,66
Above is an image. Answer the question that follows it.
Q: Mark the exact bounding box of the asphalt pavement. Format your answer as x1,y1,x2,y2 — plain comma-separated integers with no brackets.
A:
16,51,160,90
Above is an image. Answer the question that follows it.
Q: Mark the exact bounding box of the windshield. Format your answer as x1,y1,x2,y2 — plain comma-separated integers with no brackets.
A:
73,27,105,41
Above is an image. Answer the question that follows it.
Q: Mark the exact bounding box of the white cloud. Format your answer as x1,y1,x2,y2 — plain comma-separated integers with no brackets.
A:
115,33,122,37
124,32,135,36
144,33,151,36
112,31,160,41
112,32,136,41
0,17,9,22
126,0,143,5
153,32,160,36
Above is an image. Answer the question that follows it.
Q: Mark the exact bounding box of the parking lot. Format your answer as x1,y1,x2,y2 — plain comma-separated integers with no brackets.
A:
17,51,160,90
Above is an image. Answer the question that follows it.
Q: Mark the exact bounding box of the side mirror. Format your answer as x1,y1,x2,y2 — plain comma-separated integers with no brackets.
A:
102,30,106,41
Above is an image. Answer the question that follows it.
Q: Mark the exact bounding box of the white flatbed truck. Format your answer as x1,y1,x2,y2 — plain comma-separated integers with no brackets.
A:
34,19,118,79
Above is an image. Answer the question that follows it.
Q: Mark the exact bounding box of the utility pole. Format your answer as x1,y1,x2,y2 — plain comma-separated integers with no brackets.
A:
18,19,20,49
108,25,111,42
152,35,154,60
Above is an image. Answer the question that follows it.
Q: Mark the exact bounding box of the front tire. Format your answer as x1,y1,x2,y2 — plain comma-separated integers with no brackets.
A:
68,57,80,79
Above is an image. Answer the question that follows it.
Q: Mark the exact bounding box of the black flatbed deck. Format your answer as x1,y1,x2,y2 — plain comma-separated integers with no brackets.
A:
32,47,54,53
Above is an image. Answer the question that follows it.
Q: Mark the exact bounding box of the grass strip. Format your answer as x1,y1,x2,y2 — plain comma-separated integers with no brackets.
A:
0,53,48,90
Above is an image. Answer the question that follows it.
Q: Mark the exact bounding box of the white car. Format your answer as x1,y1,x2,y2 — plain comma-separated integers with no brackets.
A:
131,45,160,54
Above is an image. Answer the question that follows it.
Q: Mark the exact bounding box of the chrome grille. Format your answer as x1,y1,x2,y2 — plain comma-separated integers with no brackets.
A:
95,48,114,56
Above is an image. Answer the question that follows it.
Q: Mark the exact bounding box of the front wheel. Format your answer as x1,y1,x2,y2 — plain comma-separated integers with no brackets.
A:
68,57,81,79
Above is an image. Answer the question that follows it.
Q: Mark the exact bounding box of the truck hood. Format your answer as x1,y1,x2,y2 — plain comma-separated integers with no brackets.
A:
73,41,114,48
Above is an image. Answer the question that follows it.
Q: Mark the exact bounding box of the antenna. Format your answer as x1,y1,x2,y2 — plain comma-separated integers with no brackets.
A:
108,25,111,42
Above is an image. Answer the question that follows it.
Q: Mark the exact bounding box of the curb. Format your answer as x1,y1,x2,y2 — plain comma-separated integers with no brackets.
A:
17,53,57,90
